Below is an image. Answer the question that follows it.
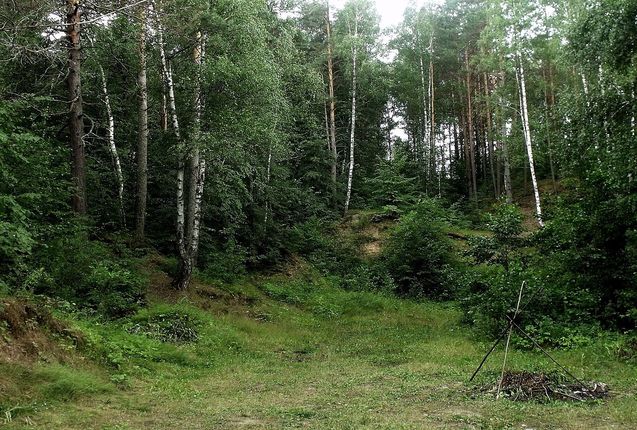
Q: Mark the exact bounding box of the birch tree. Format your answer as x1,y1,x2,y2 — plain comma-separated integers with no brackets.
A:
98,62,125,226
515,52,543,226
325,1,338,202
343,10,357,215
135,2,149,242
337,0,379,215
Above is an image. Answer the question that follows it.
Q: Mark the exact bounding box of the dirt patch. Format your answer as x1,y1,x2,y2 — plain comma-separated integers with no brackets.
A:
0,299,83,363
481,371,609,402
362,240,382,256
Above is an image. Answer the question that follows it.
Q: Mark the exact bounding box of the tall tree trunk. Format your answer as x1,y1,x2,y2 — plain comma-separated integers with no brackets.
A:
452,115,459,164
135,3,149,241
461,111,471,195
178,32,206,290
417,29,429,171
66,0,87,215
483,73,497,198
98,64,125,227
502,117,513,204
155,1,188,284
161,92,168,131
325,1,338,204
516,52,543,226
543,62,557,191
264,147,272,225
344,11,358,215
465,49,477,201
428,32,436,189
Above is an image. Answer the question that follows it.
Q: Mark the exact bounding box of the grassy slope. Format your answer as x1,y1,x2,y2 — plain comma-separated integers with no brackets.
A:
3,262,636,430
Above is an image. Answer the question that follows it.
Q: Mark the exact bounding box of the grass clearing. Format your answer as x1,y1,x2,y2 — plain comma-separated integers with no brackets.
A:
1,269,635,429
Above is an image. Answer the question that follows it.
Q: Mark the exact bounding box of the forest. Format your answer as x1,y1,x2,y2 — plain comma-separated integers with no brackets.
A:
0,0,636,428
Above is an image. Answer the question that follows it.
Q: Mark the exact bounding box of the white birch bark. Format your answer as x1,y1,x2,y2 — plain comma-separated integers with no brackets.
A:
135,2,149,241
428,31,435,187
417,28,429,168
516,52,543,226
326,1,338,199
98,64,125,226
153,0,187,267
343,10,358,215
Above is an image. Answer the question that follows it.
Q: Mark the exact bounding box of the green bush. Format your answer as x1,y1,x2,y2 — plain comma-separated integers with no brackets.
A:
381,199,457,299
201,239,247,282
33,230,146,318
85,262,146,319
341,262,397,294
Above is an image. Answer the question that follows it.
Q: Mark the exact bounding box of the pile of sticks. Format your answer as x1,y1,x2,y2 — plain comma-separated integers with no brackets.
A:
487,371,609,402
470,281,609,402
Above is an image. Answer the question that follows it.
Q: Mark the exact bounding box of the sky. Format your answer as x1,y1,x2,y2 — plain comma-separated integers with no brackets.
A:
330,0,443,29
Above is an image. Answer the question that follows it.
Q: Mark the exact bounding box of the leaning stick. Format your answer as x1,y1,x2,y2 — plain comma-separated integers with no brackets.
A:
506,317,589,390
497,281,525,398
469,285,545,382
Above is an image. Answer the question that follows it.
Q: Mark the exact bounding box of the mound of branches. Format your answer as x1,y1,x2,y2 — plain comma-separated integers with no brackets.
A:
127,312,199,343
485,371,609,402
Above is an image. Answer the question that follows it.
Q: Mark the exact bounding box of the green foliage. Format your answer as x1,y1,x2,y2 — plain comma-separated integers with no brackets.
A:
0,196,35,270
487,202,523,243
381,199,458,299
84,262,146,319
363,151,420,208
514,317,598,350
31,230,146,319
200,240,247,283
466,235,497,264
285,217,361,275
341,262,397,294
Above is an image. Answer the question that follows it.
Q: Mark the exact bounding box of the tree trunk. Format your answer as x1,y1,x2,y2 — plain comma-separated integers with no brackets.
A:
465,49,477,201
417,32,428,173
135,3,149,241
452,115,459,164
98,64,125,227
344,11,358,215
178,32,206,290
516,52,543,226
155,1,188,285
264,147,272,225
484,73,497,198
66,0,86,215
502,119,513,204
428,32,436,189
325,1,338,203
543,62,557,191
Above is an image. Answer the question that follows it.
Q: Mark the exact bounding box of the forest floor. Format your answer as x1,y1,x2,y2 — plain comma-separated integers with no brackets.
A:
2,253,637,430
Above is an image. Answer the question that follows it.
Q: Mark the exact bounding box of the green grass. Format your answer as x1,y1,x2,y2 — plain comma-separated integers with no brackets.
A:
2,273,636,429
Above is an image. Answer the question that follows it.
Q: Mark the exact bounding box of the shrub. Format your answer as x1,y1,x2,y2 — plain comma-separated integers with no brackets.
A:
31,230,146,319
341,262,397,294
381,199,457,299
201,239,247,282
488,202,523,243
84,262,146,319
